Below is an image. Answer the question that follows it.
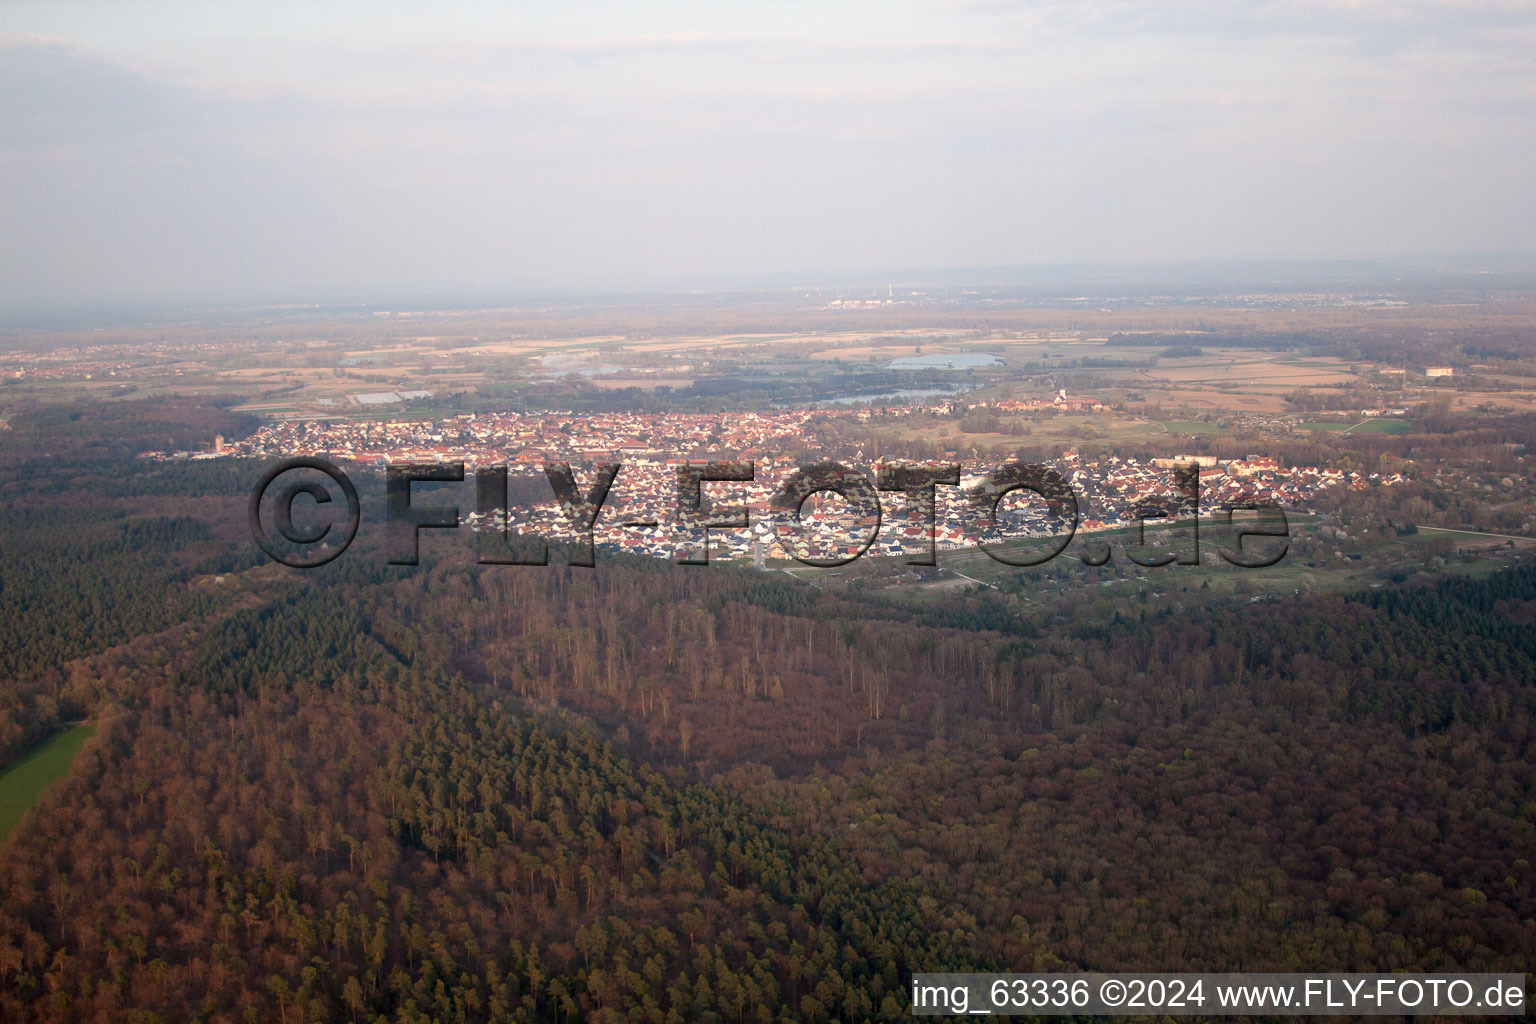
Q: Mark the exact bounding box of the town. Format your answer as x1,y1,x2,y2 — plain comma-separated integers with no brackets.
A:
165,403,1399,565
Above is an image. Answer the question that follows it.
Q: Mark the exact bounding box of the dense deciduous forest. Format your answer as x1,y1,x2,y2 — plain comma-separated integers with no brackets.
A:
0,400,1532,1021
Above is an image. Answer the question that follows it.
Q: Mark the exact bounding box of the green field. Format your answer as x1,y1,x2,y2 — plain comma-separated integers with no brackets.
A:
1346,418,1412,434
1301,418,1410,435
0,724,95,842
1161,419,1226,435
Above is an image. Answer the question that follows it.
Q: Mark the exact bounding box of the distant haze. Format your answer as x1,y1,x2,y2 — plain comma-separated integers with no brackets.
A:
2,1,1534,307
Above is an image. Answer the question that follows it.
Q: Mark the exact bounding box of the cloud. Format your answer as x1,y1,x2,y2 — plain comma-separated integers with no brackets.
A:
0,39,219,147
952,0,1536,51
0,9,1531,307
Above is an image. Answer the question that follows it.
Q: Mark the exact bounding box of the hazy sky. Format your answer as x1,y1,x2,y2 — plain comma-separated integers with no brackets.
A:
2,1,1533,305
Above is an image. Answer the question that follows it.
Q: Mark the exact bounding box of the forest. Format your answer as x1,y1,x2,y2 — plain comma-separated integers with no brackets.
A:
0,399,1531,1022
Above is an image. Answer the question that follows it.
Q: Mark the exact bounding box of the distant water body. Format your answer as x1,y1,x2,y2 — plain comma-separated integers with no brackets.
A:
887,353,1002,370
780,386,969,408
537,358,623,378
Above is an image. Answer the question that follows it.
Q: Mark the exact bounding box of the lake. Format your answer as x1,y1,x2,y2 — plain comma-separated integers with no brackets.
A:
808,387,967,407
886,353,1002,370
775,386,970,409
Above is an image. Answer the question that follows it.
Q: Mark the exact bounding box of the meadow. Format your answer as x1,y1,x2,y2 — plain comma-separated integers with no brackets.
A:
0,724,95,842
